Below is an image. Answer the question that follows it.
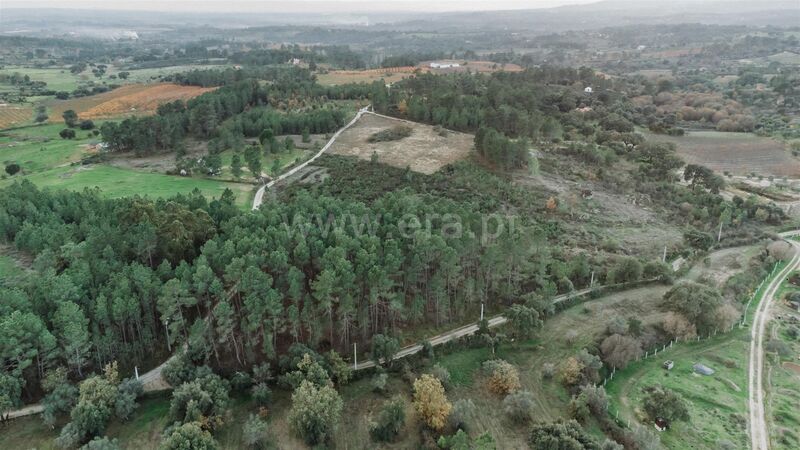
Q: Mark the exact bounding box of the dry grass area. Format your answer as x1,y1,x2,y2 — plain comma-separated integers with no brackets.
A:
318,60,523,85
48,83,214,119
649,130,800,177
0,104,32,129
317,68,416,85
329,113,473,174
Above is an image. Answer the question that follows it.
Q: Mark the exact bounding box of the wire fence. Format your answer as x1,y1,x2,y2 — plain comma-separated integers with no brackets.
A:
600,260,783,431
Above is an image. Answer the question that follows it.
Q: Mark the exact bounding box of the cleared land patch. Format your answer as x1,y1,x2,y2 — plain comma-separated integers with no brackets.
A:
48,83,214,120
649,130,800,177
329,113,473,174
0,104,33,129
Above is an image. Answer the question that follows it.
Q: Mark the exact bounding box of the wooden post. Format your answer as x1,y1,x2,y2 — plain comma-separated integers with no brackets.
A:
353,343,357,370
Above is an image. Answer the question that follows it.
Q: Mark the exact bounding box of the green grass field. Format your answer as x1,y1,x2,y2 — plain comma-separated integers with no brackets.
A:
1,123,256,208
605,260,785,450
2,164,255,208
0,66,90,93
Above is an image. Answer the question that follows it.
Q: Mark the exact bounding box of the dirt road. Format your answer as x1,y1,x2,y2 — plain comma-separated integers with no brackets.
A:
748,235,800,450
354,286,595,370
251,106,370,210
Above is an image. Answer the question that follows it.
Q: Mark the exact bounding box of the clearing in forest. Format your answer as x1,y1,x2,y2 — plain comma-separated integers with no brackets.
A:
648,130,800,177
329,113,473,174
48,83,215,120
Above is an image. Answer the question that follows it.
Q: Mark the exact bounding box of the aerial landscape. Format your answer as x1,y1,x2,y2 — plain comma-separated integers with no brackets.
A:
1,0,800,448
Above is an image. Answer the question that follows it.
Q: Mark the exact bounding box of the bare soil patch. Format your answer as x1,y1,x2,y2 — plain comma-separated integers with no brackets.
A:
784,362,800,376
329,113,473,174
49,83,214,120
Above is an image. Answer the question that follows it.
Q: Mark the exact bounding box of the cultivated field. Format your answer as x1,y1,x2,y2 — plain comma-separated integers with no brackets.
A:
649,130,800,177
329,113,473,174
48,83,214,120
0,104,32,129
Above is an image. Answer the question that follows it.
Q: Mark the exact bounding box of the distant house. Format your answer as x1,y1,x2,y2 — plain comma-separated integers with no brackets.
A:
430,62,461,69
693,363,714,375
584,86,593,94
289,58,302,66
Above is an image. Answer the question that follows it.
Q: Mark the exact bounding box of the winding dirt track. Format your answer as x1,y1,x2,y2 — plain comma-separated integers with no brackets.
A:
749,232,800,450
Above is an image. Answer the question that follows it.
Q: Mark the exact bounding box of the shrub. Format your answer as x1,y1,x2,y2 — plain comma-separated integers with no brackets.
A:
372,372,388,394
368,125,413,142
59,128,76,139
288,380,343,445
503,390,536,423
448,399,476,431
4,163,20,176
429,364,451,389
482,360,521,395
642,385,689,423
412,374,451,431
369,396,406,442
251,382,272,407
242,414,270,449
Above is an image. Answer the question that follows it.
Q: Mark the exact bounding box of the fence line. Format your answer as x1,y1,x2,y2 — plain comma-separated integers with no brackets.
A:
600,259,784,431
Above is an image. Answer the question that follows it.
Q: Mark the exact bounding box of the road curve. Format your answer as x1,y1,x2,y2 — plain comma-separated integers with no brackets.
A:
251,106,370,210
748,235,800,450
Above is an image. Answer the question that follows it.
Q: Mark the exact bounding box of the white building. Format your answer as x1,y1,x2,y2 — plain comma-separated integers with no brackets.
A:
584,86,593,94
430,62,461,69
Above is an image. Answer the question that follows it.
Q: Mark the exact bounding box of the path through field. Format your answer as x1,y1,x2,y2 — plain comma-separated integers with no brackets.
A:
251,106,370,210
749,232,800,450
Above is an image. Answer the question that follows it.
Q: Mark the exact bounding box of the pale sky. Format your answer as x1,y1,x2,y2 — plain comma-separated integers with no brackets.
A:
2,0,603,13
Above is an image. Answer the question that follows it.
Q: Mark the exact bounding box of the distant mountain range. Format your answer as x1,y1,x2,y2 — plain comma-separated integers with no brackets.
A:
2,0,798,37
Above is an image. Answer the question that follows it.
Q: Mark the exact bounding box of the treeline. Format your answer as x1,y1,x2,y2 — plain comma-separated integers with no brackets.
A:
0,177,610,405
385,67,612,169
229,44,365,69
99,71,376,156
0,182,240,404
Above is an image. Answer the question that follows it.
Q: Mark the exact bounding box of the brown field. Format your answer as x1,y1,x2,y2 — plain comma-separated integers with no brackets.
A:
0,104,32,129
317,69,414,85
48,83,214,120
784,362,800,376
649,130,800,177
329,113,473,174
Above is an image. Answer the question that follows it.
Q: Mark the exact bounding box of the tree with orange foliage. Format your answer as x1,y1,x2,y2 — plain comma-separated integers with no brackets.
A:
413,374,451,431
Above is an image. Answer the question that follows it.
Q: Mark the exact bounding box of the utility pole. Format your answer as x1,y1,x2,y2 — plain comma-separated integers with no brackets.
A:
480,303,484,321
164,319,171,352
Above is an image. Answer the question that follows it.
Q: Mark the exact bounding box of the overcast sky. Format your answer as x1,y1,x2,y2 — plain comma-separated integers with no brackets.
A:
3,0,603,13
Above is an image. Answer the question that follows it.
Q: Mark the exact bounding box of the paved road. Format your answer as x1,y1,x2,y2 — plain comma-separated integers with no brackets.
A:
251,106,370,210
748,232,800,450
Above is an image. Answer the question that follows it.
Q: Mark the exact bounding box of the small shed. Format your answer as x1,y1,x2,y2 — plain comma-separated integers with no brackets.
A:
663,360,674,370
654,417,669,431
584,86,593,94
693,363,714,375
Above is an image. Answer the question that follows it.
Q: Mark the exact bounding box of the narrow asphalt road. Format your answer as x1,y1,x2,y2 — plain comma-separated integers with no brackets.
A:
748,232,800,450
251,106,370,210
